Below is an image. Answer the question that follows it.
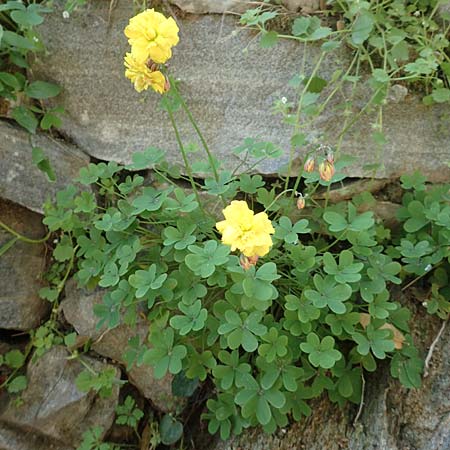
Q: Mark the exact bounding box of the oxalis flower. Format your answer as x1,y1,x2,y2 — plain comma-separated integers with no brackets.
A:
216,201,274,258
124,53,166,93
124,8,179,64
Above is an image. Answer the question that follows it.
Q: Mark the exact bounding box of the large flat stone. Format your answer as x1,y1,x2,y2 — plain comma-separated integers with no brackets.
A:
0,199,50,330
168,0,319,14
61,279,180,413
0,346,120,448
0,120,90,214
31,1,450,182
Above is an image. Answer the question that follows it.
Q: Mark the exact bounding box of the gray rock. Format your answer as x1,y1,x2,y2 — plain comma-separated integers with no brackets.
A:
0,120,90,214
0,421,73,450
32,1,450,182
0,346,119,448
283,0,320,12
0,199,50,330
168,0,320,14
61,279,180,413
168,0,248,14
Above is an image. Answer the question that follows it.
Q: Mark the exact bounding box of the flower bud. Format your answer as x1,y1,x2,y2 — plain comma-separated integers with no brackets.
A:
319,160,335,182
304,156,315,173
163,76,171,93
296,193,305,210
326,150,334,165
240,254,258,270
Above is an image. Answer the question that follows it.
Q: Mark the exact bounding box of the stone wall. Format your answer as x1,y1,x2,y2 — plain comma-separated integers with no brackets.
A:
1,1,450,449
28,0,450,181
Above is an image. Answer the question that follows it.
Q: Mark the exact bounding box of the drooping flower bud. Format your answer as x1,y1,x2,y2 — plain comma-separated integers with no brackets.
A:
296,193,306,210
304,156,315,173
240,254,259,270
163,76,171,93
319,160,335,182
247,255,259,265
326,149,334,165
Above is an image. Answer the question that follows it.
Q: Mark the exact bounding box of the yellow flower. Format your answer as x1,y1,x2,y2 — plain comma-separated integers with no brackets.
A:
124,8,179,64
216,201,274,258
124,53,166,93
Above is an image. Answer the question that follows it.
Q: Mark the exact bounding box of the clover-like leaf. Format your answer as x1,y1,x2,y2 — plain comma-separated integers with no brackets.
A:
304,274,352,314
143,328,187,379
300,333,342,369
129,264,167,298
185,240,230,278
170,299,208,335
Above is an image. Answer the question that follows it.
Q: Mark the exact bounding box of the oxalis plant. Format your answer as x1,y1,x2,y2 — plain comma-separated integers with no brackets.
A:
4,3,449,448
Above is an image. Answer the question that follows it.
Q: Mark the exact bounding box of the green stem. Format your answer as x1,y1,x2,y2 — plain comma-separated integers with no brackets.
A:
169,77,220,183
166,106,205,213
0,220,50,244
263,189,296,213
318,231,347,253
287,51,326,190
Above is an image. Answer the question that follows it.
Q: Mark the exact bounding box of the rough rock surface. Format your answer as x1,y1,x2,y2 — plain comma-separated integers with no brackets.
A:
61,279,179,413
0,199,49,330
0,121,90,214
214,315,450,450
32,0,450,181
168,0,248,13
0,421,74,450
168,0,320,14
0,346,120,449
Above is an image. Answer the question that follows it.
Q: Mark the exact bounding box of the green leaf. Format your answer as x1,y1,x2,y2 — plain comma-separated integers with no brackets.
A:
25,81,61,99
351,13,374,45
39,286,59,302
170,299,208,335
12,106,38,134
372,69,390,83
0,72,21,90
32,147,56,182
238,174,265,194
323,211,347,232
41,112,62,130
7,375,27,393
185,241,230,278
2,30,36,50
5,349,25,368
10,4,46,26
304,275,352,314
300,333,342,369
400,171,427,191
431,88,450,103
172,371,199,397
260,30,278,48
53,236,74,262
127,147,165,170
129,264,167,298
160,415,183,445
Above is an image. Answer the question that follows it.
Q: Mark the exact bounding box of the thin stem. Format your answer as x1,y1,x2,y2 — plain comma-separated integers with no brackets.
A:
263,189,296,213
353,371,366,426
0,220,50,244
424,318,448,377
166,106,205,213
169,77,220,183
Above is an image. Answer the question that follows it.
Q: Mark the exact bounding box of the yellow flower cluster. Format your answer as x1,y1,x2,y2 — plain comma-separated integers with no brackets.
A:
216,201,274,258
123,9,179,93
